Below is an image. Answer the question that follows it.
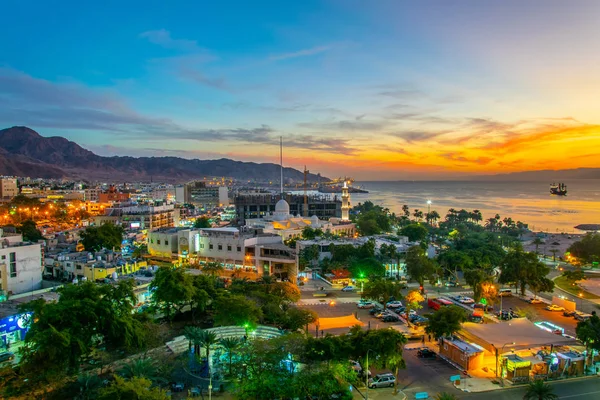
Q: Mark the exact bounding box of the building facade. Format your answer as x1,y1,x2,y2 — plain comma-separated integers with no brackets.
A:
0,231,43,296
148,227,297,282
95,203,175,230
175,181,228,208
0,177,18,199
234,193,341,224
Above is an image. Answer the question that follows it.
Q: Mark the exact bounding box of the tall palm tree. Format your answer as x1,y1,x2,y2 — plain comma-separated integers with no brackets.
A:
523,379,558,400
198,329,219,370
219,337,242,376
435,393,459,400
532,237,543,254
184,325,203,355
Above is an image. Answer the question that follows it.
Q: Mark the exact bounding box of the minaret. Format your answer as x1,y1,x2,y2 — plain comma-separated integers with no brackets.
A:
341,181,350,221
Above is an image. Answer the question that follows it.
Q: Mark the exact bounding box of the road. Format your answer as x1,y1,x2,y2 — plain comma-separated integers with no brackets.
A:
462,377,600,400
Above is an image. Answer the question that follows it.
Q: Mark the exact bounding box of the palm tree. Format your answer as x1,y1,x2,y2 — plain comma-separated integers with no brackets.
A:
75,373,103,400
435,393,459,400
219,337,242,376
550,248,559,262
119,357,167,384
402,204,410,217
523,379,558,400
184,325,202,355
485,217,497,232
413,209,424,222
198,329,219,370
532,237,543,254
203,261,224,276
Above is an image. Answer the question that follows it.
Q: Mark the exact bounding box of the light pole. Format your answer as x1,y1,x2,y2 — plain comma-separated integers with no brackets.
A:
578,292,583,311
365,349,376,400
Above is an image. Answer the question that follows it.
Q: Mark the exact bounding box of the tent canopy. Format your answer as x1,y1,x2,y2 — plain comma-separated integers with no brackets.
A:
317,315,365,330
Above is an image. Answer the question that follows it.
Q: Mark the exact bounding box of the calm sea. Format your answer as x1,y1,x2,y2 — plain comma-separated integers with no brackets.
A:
350,180,600,233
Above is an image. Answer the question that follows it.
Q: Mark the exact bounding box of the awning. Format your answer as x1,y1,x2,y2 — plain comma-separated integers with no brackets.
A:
317,315,365,330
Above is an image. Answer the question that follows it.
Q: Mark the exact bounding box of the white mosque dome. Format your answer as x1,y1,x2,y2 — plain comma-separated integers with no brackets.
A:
311,215,320,227
273,199,290,221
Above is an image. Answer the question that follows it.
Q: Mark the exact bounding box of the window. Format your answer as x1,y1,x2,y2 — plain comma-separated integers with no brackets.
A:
200,243,204,249
9,252,16,278
237,246,241,252
218,245,223,251
209,244,213,250
1,255,5,260
165,240,169,245
227,245,232,251
76,265,82,270
157,240,161,245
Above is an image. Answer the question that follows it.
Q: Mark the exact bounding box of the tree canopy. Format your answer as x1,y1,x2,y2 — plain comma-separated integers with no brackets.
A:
399,224,429,242
80,223,124,251
17,219,44,242
194,217,212,228
568,233,600,263
425,305,467,339
499,249,553,296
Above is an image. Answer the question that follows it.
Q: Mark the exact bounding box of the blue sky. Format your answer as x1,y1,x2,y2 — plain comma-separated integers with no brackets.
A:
1,0,600,179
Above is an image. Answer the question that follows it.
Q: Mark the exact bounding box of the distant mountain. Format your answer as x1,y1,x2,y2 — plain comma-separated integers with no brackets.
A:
473,168,600,181
0,126,326,183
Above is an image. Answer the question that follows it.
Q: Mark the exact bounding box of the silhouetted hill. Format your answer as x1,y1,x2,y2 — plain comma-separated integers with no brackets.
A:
0,126,325,182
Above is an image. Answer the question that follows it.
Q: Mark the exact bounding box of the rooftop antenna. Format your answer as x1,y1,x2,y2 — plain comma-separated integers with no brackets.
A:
280,136,283,199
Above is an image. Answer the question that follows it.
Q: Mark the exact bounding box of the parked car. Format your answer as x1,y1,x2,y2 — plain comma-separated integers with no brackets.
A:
369,307,384,315
472,303,494,312
528,298,543,304
0,352,15,363
575,312,593,322
546,304,565,312
342,285,357,292
358,300,375,309
417,348,436,358
392,306,407,315
350,360,362,374
469,314,484,324
368,373,396,389
459,296,475,304
563,310,577,317
499,289,513,297
498,310,517,320
383,314,400,323
386,301,403,308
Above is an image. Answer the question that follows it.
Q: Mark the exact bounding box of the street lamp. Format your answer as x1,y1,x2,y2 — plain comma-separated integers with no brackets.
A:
578,292,583,311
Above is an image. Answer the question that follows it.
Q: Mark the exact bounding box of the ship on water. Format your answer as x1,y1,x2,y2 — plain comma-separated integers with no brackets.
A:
550,182,567,196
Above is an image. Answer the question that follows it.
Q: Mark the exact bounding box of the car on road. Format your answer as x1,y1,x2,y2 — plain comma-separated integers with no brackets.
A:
457,296,475,304
444,281,459,287
382,314,400,323
472,303,494,312
546,304,565,312
386,301,403,308
417,348,436,358
499,289,513,297
563,310,577,317
469,314,484,323
528,298,543,304
357,300,375,309
341,285,357,292
0,352,15,363
368,373,396,389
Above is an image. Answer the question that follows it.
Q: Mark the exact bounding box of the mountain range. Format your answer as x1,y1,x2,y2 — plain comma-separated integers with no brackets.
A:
0,126,325,183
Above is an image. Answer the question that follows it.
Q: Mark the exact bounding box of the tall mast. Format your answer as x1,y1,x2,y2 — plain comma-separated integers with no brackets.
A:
280,136,283,199
303,165,309,217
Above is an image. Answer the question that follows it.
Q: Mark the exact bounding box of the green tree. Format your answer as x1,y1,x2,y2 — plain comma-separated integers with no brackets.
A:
399,223,429,242
119,357,168,385
301,226,323,240
80,223,124,251
348,257,386,279
17,219,43,242
299,244,320,271
220,337,242,376
563,269,585,283
575,315,600,368
282,307,317,332
463,268,493,302
532,237,544,254
150,267,195,320
522,379,558,400
202,261,224,276
568,233,600,262
404,290,425,327
405,245,438,290
425,305,467,339
194,217,212,228
499,249,552,296
98,376,169,400
213,294,263,327
361,278,404,307
198,329,219,369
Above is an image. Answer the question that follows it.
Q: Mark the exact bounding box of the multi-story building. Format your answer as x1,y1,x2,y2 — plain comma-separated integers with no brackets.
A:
175,181,228,208
234,193,341,224
148,227,297,282
0,177,18,199
44,250,146,282
0,229,43,296
98,185,131,203
95,203,175,230
84,188,101,202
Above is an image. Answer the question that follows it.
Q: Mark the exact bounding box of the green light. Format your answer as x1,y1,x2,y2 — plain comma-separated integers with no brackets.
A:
480,298,487,305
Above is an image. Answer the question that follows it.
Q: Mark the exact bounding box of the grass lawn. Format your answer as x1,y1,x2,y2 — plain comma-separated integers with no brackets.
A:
553,276,600,300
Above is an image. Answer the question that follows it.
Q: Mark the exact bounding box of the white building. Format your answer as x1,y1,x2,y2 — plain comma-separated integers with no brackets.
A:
341,181,350,221
245,199,355,240
148,226,297,282
0,229,43,296
0,177,18,199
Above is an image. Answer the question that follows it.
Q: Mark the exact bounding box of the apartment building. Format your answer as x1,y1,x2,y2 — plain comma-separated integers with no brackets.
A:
95,203,175,230
148,227,297,282
0,177,18,199
175,181,228,208
0,230,43,296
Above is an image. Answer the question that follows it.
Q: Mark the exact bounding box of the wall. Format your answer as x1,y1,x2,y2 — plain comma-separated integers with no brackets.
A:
0,243,43,295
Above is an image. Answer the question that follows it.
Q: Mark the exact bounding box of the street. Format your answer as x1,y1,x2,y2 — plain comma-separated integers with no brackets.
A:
462,377,600,399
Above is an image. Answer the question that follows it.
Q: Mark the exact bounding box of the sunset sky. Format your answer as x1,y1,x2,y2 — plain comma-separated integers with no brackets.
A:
1,0,599,180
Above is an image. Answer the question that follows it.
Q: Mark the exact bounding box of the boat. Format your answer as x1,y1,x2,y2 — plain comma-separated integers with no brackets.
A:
550,182,567,196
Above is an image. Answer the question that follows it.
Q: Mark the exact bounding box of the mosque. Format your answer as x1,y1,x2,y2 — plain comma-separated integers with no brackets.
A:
245,182,355,240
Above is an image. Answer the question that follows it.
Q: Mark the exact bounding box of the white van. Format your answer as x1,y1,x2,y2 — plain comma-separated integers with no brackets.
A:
499,289,513,297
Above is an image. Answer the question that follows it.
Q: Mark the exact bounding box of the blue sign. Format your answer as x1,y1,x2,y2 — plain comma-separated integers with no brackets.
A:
449,375,461,382
415,392,429,399
0,312,32,344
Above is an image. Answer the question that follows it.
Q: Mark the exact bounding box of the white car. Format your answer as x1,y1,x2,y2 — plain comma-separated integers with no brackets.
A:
386,301,403,308
357,300,375,309
341,285,357,292
528,298,543,304
459,296,475,304
546,304,565,312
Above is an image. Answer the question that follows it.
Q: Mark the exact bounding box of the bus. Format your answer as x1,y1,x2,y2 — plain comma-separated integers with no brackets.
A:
427,297,453,311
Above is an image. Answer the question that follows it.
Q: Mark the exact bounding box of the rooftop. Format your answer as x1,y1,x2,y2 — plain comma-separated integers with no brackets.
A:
444,336,484,355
